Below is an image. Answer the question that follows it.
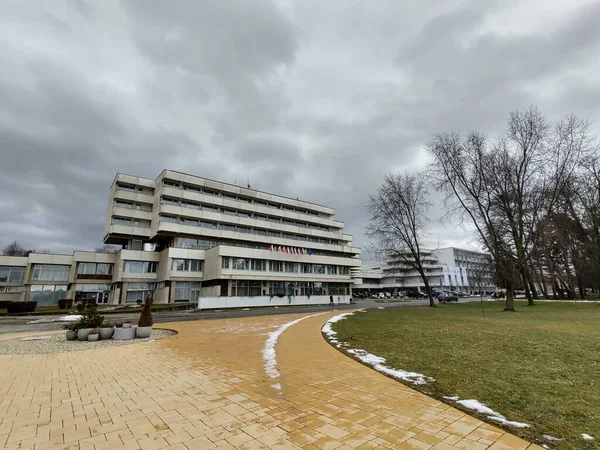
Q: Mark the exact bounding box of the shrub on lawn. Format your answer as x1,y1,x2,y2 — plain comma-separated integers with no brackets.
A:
6,301,37,313
73,305,104,329
138,296,153,327
58,299,73,309
76,302,85,312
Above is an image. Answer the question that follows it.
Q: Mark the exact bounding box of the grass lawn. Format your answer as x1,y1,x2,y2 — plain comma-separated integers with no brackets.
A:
331,301,600,450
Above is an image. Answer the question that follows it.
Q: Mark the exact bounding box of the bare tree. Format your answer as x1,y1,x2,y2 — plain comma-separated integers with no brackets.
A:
2,241,30,256
366,171,437,307
94,244,120,254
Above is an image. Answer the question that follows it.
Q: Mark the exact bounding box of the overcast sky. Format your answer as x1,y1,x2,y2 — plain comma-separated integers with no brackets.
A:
1,0,600,256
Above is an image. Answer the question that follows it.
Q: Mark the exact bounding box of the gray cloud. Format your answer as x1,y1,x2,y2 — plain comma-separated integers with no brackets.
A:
1,0,599,259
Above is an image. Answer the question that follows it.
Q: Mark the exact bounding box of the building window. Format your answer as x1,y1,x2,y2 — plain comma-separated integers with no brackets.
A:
0,266,25,283
339,266,349,276
77,263,113,276
126,282,155,303
269,261,283,272
116,200,134,209
172,259,203,272
112,217,132,226
156,282,166,289
285,262,297,273
2,286,24,293
232,280,249,296
232,258,250,271
302,264,313,274
221,257,230,269
173,281,201,302
251,259,266,271
199,220,218,229
222,224,236,232
314,264,326,275
117,183,135,191
327,265,338,275
29,285,67,306
237,226,251,234
32,265,70,282
125,261,157,273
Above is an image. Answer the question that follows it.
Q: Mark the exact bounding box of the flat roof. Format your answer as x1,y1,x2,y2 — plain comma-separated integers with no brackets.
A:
112,169,335,212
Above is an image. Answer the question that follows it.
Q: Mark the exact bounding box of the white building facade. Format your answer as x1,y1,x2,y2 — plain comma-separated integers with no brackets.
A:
353,247,495,294
1,170,361,308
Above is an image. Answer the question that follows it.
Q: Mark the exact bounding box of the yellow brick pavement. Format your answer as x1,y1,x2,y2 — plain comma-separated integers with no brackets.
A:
0,312,543,449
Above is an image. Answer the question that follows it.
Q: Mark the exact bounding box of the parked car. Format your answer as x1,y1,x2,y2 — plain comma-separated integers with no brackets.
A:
407,291,427,298
384,292,391,298
370,293,379,299
491,291,506,299
438,291,459,303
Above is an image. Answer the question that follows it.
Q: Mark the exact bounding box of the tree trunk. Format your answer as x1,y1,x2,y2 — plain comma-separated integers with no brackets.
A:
536,264,549,298
503,282,516,311
520,268,535,306
418,269,436,307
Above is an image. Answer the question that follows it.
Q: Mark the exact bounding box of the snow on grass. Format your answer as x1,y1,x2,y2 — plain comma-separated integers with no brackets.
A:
262,313,324,389
453,399,530,429
27,314,82,324
581,434,594,441
322,311,434,385
543,435,562,442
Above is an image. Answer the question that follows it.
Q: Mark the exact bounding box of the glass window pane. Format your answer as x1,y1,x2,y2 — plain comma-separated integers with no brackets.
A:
221,257,230,269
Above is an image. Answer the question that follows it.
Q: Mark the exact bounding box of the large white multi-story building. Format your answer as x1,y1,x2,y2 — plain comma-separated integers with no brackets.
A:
353,247,495,294
0,170,361,308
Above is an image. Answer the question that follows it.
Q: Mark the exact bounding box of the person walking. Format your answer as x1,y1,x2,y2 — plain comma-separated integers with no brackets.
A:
329,295,334,306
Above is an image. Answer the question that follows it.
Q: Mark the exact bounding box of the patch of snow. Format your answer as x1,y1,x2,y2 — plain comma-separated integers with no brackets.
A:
322,311,434,385
581,434,594,441
456,399,530,428
543,435,562,442
27,314,83,324
262,313,324,380
271,383,281,390
242,308,250,311
377,307,385,309
444,395,460,401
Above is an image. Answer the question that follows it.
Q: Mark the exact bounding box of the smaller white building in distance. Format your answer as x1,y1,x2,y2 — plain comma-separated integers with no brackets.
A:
353,247,495,295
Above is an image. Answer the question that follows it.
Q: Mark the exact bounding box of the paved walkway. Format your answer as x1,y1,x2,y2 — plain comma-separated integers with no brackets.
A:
0,311,543,449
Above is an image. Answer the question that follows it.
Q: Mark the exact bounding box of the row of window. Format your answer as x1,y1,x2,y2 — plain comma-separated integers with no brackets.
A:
125,282,155,302
161,197,331,232
162,180,323,217
176,238,216,250
125,261,157,273
0,266,25,283
112,217,151,228
77,262,113,275
221,257,351,275
230,281,349,297
116,182,153,194
171,259,203,272
0,286,24,293
160,215,338,245
29,285,67,306
115,200,152,211
32,265,70,282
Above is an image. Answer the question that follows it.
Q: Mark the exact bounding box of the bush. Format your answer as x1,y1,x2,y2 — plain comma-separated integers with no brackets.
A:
138,296,154,327
136,299,143,305
6,301,37,314
72,305,104,329
76,302,85,312
58,299,73,310
86,299,97,309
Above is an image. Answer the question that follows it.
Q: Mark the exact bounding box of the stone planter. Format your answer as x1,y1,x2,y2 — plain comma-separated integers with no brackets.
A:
77,328,91,341
136,326,152,339
88,333,99,342
113,327,136,340
66,330,77,341
123,322,133,329
99,327,114,340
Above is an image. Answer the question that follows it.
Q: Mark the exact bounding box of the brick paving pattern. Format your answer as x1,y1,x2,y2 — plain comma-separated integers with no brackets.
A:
0,312,543,449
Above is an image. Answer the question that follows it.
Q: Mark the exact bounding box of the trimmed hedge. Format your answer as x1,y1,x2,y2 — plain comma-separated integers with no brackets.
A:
58,299,74,309
6,301,37,314
0,300,13,309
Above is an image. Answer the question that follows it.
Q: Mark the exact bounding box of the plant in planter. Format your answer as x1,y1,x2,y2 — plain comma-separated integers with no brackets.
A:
136,296,153,338
88,328,99,342
75,305,104,341
99,321,115,340
113,317,136,340
64,322,78,341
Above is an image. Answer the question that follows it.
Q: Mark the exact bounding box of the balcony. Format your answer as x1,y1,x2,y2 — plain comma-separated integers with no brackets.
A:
112,206,153,221
113,189,154,205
